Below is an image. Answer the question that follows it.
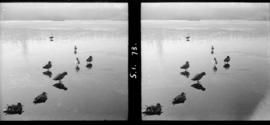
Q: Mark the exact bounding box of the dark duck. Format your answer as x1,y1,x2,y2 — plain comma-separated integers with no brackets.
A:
43,61,52,70
86,56,93,62
191,72,206,83
53,72,68,82
224,56,230,64
33,92,47,104
172,92,186,105
3,102,23,115
180,61,189,71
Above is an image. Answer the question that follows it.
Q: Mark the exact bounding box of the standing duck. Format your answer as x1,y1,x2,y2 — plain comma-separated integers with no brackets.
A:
86,56,93,62
53,72,68,82
180,61,189,71
224,56,230,64
191,72,206,83
43,61,52,70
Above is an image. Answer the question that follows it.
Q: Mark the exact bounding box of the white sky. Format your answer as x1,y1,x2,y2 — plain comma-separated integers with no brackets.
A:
0,3,127,20
142,3,270,20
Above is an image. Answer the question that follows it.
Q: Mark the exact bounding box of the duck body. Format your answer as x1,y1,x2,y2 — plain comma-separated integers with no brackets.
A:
224,56,230,63
43,61,52,69
180,61,189,70
53,72,68,81
191,72,206,81
4,103,23,115
143,103,162,115
33,92,47,104
86,56,93,62
172,92,186,105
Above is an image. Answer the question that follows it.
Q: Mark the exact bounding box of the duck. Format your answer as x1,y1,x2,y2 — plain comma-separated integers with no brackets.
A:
49,36,54,41
53,72,68,82
86,56,93,62
186,36,190,41
143,103,162,115
213,65,218,72
43,61,52,70
172,92,186,105
191,72,206,83
211,45,214,51
4,102,23,115
224,56,230,63
33,92,47,104
180,61,189,71
74,45,77,50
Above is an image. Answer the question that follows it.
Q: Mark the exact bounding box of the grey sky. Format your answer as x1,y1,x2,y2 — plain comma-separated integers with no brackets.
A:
142,3,270,20
0,3,127,20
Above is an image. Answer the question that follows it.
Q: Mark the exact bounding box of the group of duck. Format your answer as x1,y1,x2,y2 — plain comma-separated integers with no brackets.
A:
3,37,94,115
143,37,232,116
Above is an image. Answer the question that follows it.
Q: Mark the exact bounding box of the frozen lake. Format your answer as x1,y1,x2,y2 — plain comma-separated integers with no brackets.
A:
142,20,270,120
0,20,128,120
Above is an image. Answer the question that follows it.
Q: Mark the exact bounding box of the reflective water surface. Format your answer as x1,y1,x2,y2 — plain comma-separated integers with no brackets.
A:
142,20,270,120
0,20,128,120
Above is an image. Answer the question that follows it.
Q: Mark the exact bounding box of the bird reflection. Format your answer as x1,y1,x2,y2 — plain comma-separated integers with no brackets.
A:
211,50,214,54
186,36,190,41
172,92,186,105
191,83,206,91
76,57,80,64
53,82,68,91
43,70,52,78
180,71,190,78
213,65,218,72
75,65,80,72
49,36,54,41
86,63,93,69
223,63,230,69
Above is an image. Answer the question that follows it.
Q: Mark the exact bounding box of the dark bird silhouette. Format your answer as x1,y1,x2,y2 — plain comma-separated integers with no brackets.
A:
180,61,189,71
142,103,162,116
49,36,54,41
43,61,52,70
211,45,214,51
180,71,190,78
53,82,68,91
191,83,206,91
224,56,230,63
43,70,52,78
3,102,23,115
172,92,186,105
213,65,218,72
53,72,68,82
191,72,206,83
33,92,47,104
214,57,218,65
75,65,80,72
86,63,93,69
86,56,93,62
186,36,190,41
223,63,230,69
74,46,77,54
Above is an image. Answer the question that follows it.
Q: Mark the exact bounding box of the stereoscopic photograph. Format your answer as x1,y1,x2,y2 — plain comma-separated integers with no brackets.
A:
141,3,270,120
0,3,128,120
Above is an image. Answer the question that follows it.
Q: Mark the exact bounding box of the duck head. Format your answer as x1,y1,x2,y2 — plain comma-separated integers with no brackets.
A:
63,72,68,75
